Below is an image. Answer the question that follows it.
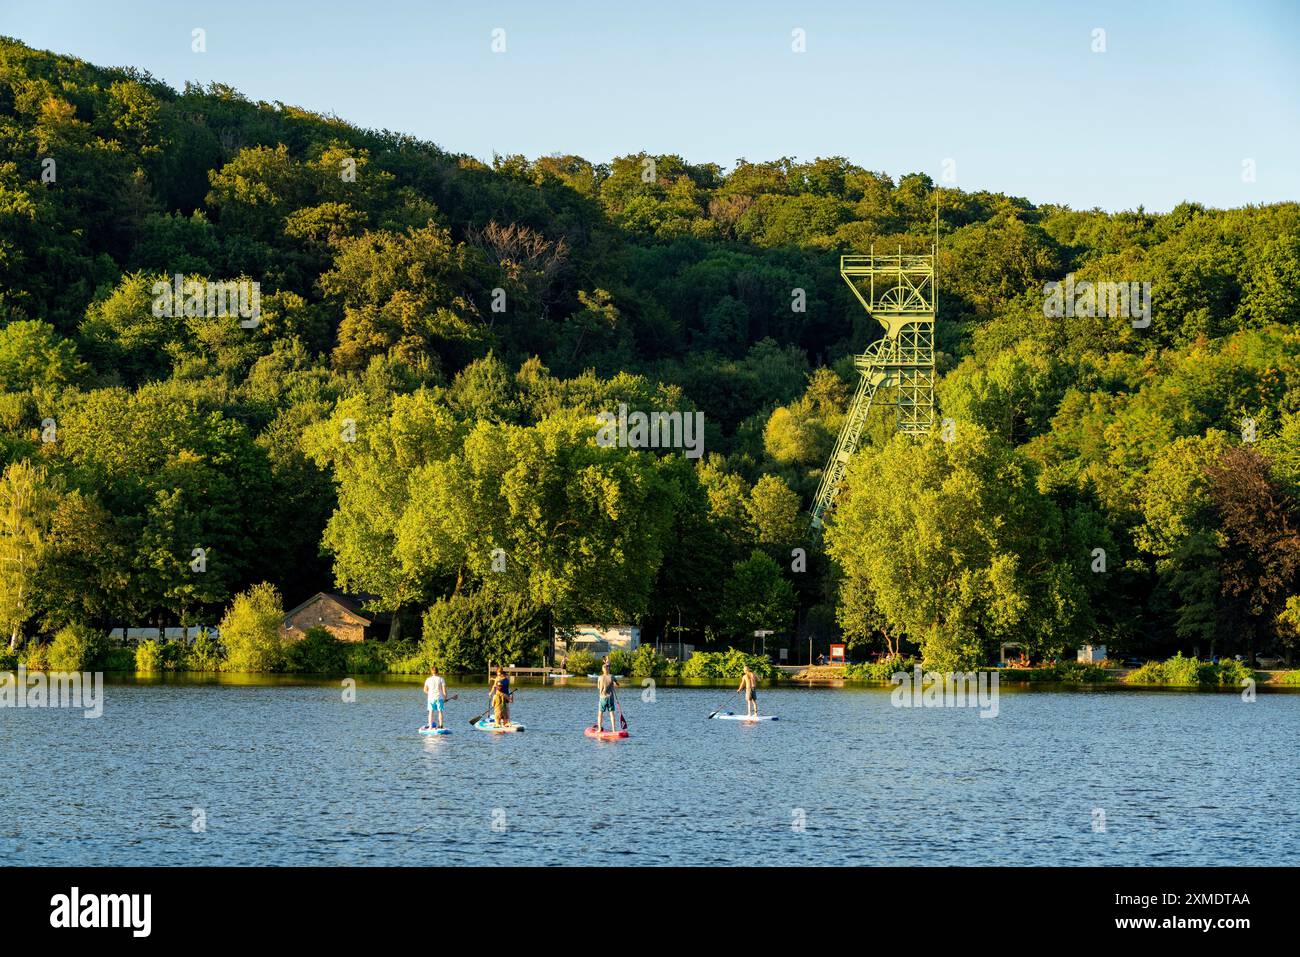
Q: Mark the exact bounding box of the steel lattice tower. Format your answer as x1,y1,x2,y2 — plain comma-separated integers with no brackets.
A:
809,249,936,533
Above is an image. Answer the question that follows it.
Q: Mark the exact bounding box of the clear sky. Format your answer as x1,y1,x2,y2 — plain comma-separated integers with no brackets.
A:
3,0,1298,211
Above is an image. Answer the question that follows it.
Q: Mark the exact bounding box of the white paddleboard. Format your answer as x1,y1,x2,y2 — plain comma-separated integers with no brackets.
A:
418,727,452,735
474,718,526,733
715,712,778,721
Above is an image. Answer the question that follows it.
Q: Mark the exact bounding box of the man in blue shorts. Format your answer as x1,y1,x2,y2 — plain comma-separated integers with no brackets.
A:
422,665,455,729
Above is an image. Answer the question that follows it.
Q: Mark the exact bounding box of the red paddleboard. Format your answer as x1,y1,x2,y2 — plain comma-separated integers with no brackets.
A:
584,726,629,740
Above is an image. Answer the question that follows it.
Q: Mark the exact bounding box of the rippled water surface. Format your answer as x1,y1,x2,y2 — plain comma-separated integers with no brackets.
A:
4,677,1296,865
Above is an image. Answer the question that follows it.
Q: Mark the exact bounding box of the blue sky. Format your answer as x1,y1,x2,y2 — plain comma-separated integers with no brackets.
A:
3,0,1297,211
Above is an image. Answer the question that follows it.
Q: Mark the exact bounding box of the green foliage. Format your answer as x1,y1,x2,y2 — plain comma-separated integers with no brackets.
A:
0,320,85,390
628,643,676,678
827,428,1091,671
101,646,136,672
185,630,224,671
679,649,776,679
283,625,348,673
135,639,162,672
605,648,634,675
844,655,919,681
46,623,104,671
562,648,598,676
18,641,48,671
343,640,391,675
1124,653,1256,687
720,550,796,638
420,591,543,674
219,582,285,673
998,662,1112,683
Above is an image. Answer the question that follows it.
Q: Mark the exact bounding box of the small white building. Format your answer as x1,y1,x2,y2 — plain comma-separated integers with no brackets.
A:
1077,643,1107,664
557,624,640,659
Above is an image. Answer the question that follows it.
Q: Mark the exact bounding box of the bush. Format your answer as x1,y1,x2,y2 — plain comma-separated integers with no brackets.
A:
1124,653,1256,686
135,639,162,672
1051,662,1112,683
18,641,48,671
422,591,544,674
0,648,16,670
1163,652,1201,686
845,654,918,681
100,646,135,672
283,626,348,673
563,648,598,676
1124,659,1164,683
998,662,1111,683
680,648,775,679
1278,670,1300,685
47,624,104,671
344,640,388,674
221,582,286,672
1202,657,1255,687
184,630,224,671
629,643,675,678
606,648,634,675
384,639,432,675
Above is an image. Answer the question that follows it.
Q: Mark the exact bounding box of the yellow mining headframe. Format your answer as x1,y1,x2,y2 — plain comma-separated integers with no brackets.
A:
809,248,936,533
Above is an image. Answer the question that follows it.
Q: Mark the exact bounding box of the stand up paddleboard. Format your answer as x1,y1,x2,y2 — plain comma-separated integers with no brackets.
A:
715,712,778,721
584,726,629,740
419,726,452,735
474,718,526,733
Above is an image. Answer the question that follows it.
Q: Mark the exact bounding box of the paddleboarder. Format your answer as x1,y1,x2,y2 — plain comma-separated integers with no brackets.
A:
595,660,619,733
738,665,759,717
489,666,513,728
422,665,455,730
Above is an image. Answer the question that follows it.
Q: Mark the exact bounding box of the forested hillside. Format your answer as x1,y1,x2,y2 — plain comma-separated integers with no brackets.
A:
2,37,1298,668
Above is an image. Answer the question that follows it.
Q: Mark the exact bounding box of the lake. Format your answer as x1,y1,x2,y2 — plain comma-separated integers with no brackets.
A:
4,676,1296,866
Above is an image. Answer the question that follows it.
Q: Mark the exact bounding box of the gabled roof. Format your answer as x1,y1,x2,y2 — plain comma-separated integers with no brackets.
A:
284,591,374,626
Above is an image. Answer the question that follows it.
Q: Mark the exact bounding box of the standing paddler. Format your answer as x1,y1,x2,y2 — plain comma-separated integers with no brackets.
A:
738,665,759,718
595,660,620,733
489,665,514,727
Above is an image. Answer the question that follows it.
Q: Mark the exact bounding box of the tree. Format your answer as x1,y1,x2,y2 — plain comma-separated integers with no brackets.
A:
421,589,544,673
1206,446,1300,654
0,461,58,650
746,474,802,546
321,223,487,373
826,428,1088,670
0,320,85,390
220,582,285,672
720,550,795,641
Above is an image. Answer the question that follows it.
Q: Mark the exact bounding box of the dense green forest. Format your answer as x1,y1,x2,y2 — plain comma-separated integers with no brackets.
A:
1,36,1298,670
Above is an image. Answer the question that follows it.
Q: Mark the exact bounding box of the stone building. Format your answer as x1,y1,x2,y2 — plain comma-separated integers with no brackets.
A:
282,592,378,643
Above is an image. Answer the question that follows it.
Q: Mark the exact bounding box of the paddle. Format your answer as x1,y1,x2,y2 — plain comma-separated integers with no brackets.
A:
469,690,496,727
707,688,743,719
615,689,628,731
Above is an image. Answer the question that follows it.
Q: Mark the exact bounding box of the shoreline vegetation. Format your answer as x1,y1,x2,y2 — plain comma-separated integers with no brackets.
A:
3,631,1295,689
